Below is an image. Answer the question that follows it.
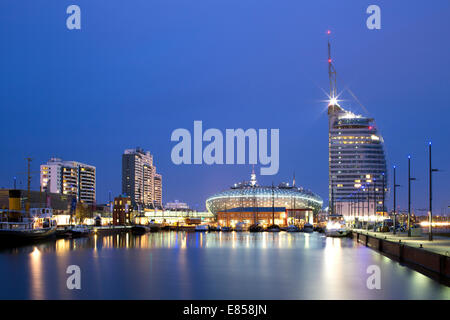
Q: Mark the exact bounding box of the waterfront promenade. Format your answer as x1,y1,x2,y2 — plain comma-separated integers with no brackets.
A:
352,229,450,256
352,229,450,284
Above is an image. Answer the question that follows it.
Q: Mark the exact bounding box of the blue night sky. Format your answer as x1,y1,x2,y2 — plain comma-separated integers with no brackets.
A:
1,1,449,214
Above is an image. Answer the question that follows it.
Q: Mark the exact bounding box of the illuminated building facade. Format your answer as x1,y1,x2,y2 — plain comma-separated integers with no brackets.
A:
153,172,162,208
165,200,189,210
122,148,163,209
113,195,132,225
40,158,96,204
206,170,322,227
326,35,387,220
328,104,388,218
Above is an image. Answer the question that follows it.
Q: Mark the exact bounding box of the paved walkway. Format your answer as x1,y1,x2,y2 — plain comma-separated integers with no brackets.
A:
352,229,450,256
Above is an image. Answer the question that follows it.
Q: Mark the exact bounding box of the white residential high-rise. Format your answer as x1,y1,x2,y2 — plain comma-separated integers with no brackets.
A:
40,158,96,204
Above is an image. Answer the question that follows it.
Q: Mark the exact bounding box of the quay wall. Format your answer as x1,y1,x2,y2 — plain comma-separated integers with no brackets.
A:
352,231,450,283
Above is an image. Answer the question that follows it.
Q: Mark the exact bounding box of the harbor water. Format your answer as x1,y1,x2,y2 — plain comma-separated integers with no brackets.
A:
0,231,449,299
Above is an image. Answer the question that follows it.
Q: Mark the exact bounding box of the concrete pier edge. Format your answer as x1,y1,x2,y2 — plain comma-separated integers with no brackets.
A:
352,231,450,287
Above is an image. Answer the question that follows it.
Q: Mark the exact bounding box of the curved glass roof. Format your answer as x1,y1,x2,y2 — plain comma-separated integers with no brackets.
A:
206,186,323,215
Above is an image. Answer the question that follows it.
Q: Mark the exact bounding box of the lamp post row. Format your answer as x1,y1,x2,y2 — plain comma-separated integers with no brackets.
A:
332,142,438,241
392,142,438,240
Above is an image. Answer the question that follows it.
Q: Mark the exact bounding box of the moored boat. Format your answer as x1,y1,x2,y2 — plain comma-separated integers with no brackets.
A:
68,225,92,237
248,223,263,232
195,224,209,232
148,223,161,232
266,224,281,232
325,214,350,237
131,224,151,234
0,224,57,242
286,225,301,232
302,223,314,233
235,222,250,232
0,209,57,244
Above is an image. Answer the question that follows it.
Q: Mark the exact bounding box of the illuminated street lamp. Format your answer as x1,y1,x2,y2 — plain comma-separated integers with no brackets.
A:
373,177,377,221
428,142,439,241
407,156,416,237
366,183,370,230
393,165,401,235
382,172,385,217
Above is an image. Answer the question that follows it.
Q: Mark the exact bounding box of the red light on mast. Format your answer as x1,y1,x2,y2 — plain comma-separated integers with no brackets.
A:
327,30,331,35
328,59,332,63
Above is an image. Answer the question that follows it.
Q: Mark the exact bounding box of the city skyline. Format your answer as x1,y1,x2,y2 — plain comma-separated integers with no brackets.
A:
1,2,450,213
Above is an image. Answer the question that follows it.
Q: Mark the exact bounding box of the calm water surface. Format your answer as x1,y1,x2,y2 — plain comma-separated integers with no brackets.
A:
0,231,449,299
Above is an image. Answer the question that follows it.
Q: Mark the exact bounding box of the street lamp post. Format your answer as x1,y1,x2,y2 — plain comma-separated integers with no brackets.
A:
373,178,377,220
428,142,439,241
330,180,334,215
366,183,370,230
382,173,385,217
359,189,362,219
350,197,353,219
393,166,400,235
361,186,365,228
408,156,416,237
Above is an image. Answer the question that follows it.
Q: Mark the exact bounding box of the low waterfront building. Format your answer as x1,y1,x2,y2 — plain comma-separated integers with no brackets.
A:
134,209,214,225
205,169,322,227
165,200,190,211
0,188,74,214
113,195,132,225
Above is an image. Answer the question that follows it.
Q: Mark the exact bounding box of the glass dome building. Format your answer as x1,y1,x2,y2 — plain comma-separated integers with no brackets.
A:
205,169,323,227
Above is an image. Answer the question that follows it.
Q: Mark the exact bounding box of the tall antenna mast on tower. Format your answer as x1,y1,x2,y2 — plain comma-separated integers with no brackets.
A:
327,30,337,101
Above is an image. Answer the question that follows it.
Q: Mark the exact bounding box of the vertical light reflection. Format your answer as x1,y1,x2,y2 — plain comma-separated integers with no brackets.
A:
177,240,192,298
54,241,71,299
200,232,203,248
55,239,70,253
321,237,345,299
181,233,186,249
304,233,310,249
29,247,44,300
93,234,98,258
262,232,267,249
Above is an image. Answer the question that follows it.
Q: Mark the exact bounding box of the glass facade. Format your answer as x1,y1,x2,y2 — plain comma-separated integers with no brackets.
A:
206,181,323,216
328,103,388,216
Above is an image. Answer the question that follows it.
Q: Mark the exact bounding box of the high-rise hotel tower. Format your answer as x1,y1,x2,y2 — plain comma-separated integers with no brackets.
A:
327,35,387,218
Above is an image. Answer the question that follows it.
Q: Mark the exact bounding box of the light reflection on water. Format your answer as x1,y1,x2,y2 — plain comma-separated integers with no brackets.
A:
0,231,449,300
